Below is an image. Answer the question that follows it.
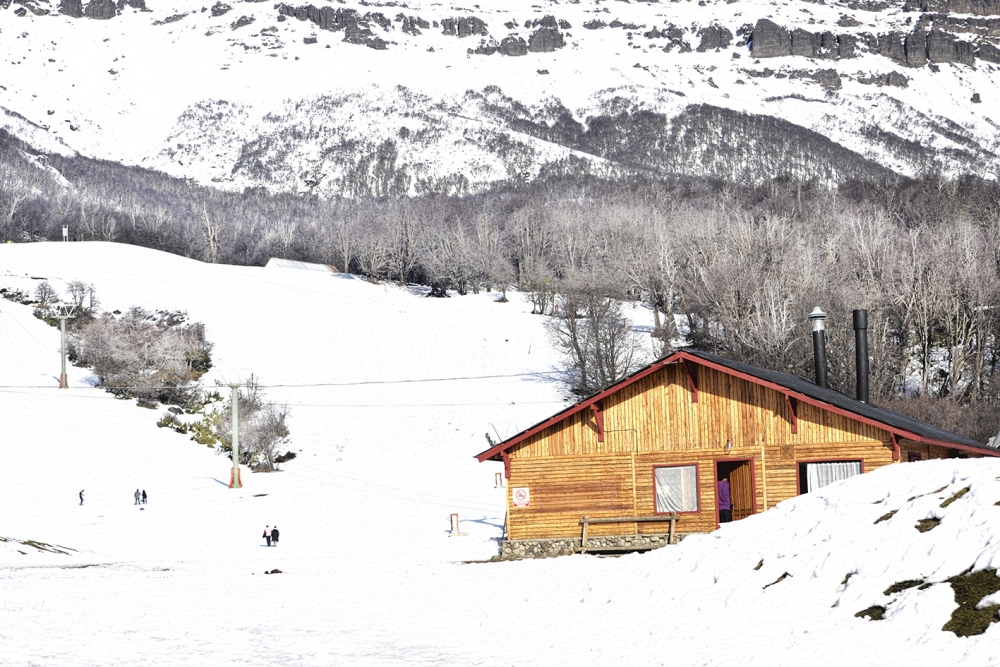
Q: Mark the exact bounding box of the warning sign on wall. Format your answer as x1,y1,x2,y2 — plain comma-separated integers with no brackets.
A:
512,487,530,508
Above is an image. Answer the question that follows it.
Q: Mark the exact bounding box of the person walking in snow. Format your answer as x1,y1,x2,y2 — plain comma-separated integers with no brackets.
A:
79,490,84,506
271,526,279,546
263,525,272,547
134,489,141,505
141,490,147,504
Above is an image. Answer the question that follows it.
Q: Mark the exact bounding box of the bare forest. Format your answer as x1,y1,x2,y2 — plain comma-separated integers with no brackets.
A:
4,129,1000,442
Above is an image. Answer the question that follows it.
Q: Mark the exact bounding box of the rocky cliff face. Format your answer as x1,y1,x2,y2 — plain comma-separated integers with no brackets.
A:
749,19,994,66
2,0,998,195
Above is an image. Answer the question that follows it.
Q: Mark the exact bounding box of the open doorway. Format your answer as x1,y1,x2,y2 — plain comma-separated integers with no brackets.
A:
716,459,755,525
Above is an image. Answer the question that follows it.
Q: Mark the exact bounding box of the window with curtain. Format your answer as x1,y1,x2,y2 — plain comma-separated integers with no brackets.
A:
654,465,699,513
804,461,862,493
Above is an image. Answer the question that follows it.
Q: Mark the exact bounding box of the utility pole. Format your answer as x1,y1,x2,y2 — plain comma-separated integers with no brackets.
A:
54,304,77,388
227,382,245,488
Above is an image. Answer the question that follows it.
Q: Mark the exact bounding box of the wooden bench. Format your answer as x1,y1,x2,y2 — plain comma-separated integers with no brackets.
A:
578,514,679,554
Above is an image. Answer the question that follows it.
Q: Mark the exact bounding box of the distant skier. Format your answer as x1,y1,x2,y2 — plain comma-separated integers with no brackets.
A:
141,490,147,504
79,490,84,506
271,526,279,546
263,525,272,547
134,489,141,505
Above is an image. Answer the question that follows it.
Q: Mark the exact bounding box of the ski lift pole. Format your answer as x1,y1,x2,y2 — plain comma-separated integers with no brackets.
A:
228,382,243,488
54,304,77,388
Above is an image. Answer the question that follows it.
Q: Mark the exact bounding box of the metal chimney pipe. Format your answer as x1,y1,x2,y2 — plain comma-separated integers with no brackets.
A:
808,307,828,389
853,309,869,403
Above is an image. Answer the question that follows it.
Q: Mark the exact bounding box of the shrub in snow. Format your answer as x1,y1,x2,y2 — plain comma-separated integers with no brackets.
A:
70,307,213,405
212,377,290,472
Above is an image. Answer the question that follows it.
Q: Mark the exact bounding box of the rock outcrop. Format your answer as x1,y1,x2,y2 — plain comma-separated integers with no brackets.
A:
697,24,734,51
276,4,390,49
857,71,910,87
979,40,1000,61
59,0,83,17
397,14,430,35
527,26,565,52
916,14,1000,37
751,19,980,67
903,0,1000,15
751,20,857,59
750,19,791,57
499,35,527,56
83,0,116,19
810,68,842,90
440,16,487,37
875,29,975,65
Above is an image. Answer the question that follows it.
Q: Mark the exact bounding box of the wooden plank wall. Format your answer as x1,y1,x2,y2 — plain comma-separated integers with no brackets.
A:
506,363,917,541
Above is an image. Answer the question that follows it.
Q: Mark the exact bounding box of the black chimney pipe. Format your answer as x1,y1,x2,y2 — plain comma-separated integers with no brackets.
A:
854,309,869,403
808,307,828,389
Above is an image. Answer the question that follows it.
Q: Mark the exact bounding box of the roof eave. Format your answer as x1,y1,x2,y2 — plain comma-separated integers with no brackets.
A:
475,349,1000,461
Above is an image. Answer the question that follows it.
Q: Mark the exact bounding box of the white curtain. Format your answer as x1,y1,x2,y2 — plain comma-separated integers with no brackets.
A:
655,466,698,512
806,461,861,492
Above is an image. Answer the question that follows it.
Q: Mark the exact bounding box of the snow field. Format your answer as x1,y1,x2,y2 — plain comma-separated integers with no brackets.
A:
1,242,1000,665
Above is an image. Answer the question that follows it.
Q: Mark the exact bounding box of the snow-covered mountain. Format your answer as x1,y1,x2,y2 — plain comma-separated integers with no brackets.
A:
1,0,999,196
3,242,1000,665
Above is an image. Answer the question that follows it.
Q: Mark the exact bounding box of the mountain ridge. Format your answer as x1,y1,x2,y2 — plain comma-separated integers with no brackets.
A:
1,0,999,196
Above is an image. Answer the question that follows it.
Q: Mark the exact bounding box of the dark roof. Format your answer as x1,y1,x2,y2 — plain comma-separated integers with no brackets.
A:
681,348,990,451
476,347,998,462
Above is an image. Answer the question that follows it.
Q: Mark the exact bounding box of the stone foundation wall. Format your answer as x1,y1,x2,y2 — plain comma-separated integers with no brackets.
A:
499,533,688,560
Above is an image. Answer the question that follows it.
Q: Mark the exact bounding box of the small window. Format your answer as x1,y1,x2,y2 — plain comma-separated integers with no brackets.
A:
654,465,699,513
908,452,922,462
798,460,862,494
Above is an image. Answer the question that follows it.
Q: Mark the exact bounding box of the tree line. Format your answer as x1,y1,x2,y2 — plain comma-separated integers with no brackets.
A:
4,128,1000,441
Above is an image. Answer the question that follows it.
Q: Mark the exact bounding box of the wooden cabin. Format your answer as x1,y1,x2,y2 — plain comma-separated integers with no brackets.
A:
477,348,1000,556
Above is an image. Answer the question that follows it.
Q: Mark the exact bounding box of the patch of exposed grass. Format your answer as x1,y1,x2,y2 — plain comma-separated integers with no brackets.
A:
754,559,763,571
908,485,949,502
884,579,924,595
17,539,76,555
842,572,856,586
875,510,898,524
941,487,970,508
916,518,941,533
943,569,1000,637
763,573,790,590
855,606,885,621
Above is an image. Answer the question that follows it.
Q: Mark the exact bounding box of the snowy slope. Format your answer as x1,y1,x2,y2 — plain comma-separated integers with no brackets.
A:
2,242,1000,665
2,0,999,195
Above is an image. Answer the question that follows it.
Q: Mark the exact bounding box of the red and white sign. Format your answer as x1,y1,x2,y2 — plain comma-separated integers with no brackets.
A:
512,487,530,508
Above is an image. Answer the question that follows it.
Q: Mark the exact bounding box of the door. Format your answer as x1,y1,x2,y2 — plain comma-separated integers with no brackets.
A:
716,459,755,522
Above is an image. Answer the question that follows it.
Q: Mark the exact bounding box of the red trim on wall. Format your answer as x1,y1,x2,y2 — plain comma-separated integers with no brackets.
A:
683,360,699,403
712,457,757,529
501,451,511,479
474,354,680,461
890,434,900,462
785,395,798,435
474,350,1000,462
652,463,701,515
794,457,864,495
590,403,605,442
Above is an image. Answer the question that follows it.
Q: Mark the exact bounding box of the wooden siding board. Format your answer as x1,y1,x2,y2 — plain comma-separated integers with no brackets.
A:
505,365,915,539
